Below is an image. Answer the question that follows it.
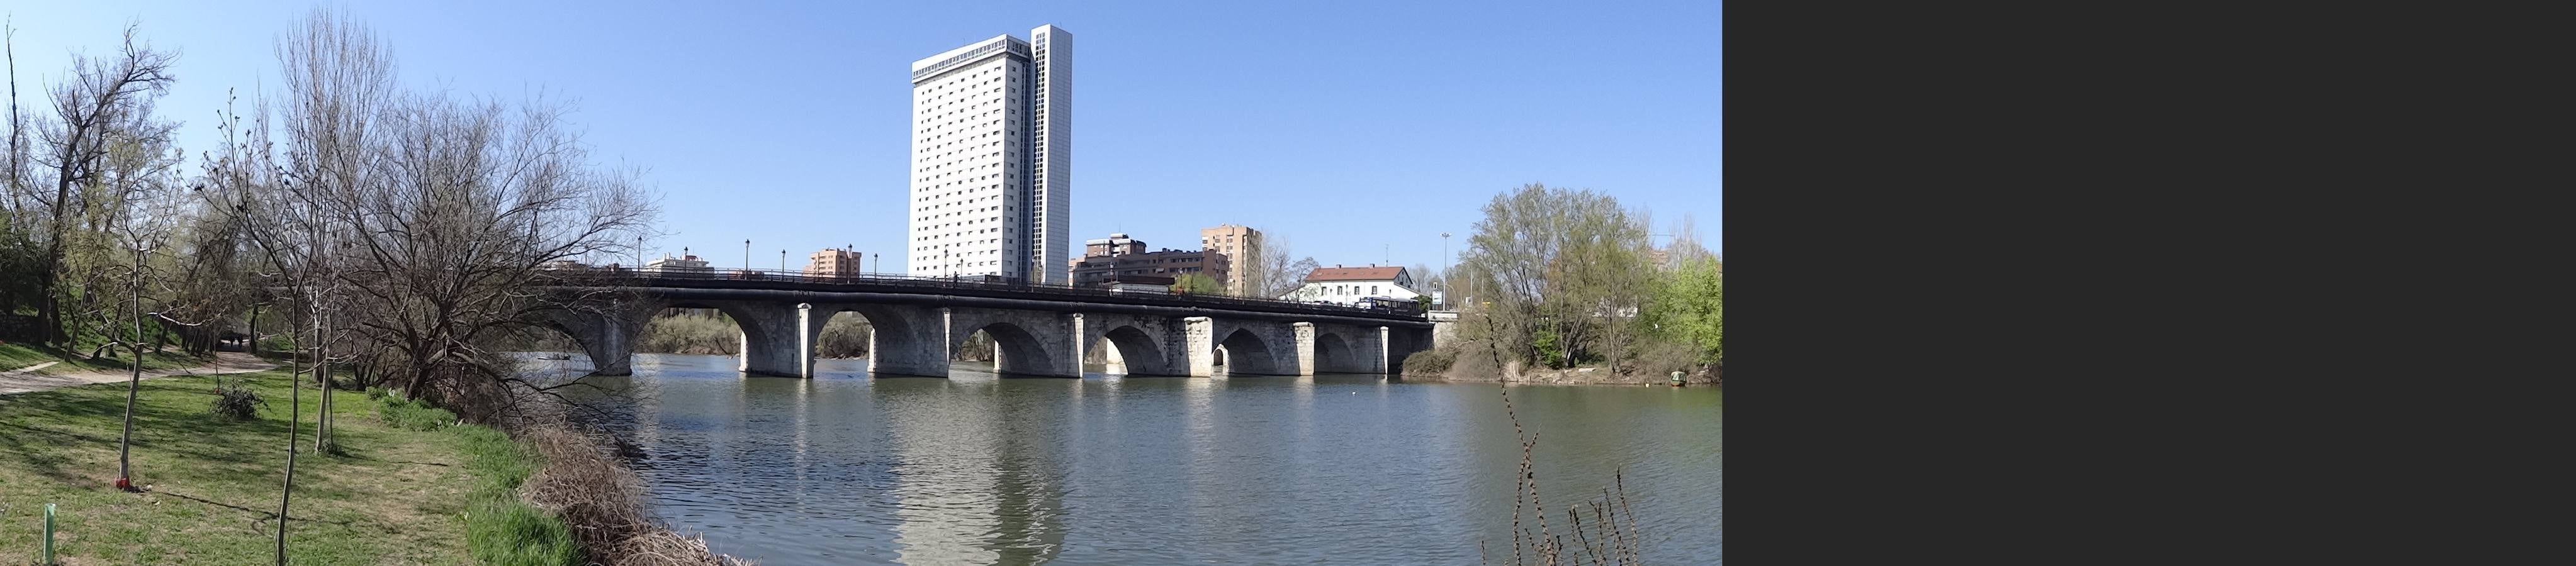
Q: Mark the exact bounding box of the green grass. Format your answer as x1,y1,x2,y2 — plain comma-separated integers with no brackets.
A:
377,391,460,432
453,425,580,566
0,369,577,565
0,341,208,374
466,497,582,565
0,342,52,370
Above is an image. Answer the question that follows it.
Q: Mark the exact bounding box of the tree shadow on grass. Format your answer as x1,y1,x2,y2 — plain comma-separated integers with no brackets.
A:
0,421,77,484
149,489,379,531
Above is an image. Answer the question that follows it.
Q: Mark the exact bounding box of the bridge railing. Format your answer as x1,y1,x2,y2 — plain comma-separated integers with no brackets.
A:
533,266,1427,318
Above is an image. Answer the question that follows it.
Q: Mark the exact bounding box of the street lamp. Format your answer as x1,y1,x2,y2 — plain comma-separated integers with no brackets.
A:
743,239,751,273
1440,231,1453,305
780,248,787,273
1440,231,1452,272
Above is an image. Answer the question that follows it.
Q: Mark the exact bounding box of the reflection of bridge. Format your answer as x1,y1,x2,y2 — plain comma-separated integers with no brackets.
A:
526,270,1434,378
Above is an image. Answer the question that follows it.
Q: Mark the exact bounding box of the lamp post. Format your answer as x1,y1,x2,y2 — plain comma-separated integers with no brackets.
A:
780,248,787,273
1440,231,1452,272
743,239,751,273
1440,232,1452,306
872,253,880,277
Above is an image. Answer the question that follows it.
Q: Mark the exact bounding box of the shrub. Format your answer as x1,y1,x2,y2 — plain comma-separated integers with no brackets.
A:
380,395,459,431
637,311,741,355
208,375,267,421
813,315,872,358
466,498,582,566
1626,338,1705,378
1534,328,1569,369
1402,348,1457,375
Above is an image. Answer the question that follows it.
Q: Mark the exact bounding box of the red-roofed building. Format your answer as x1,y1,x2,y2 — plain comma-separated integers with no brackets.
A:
1280,264,1421,305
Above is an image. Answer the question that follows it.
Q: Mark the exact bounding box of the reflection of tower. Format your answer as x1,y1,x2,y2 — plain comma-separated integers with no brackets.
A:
983,380,1075,562
874,379,1077,562
887,382,1006,564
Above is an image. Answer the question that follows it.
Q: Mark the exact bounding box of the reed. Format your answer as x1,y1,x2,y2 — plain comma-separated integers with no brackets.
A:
518,425,754,565
1485,386,1648,565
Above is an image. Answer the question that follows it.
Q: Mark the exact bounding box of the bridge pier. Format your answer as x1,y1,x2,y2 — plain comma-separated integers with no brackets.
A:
725,301,807,377
1184,317,1216,377
1294,322,1317,375
526,298,663,377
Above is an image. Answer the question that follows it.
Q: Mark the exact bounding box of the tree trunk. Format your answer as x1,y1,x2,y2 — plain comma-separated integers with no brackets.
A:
277,342,302,565
313,313,332,453
115,257,143,491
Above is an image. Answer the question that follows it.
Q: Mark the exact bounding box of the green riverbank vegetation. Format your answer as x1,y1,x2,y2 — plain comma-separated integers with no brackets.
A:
1403,183,1721,384
0,371,745,565
0,370,533,562
1,8,748,563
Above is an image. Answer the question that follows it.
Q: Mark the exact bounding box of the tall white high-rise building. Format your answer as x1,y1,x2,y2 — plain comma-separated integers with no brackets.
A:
907,25,1071,284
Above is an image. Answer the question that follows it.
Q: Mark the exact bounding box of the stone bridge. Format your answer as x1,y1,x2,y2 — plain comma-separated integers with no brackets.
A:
522,274,1432,379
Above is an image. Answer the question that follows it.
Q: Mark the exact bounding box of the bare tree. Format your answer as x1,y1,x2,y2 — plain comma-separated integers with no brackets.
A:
235,9,654,422
1,20,44,316
1663,212,1715,268
6,23,193,492
1247,236,1321,299
1407,262,1441,306
203,10,648,559
26,25,177,347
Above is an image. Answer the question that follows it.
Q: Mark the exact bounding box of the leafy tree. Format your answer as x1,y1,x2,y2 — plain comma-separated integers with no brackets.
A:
1645,257,1722,363
1173,273,1223,294
1456,183,1651,369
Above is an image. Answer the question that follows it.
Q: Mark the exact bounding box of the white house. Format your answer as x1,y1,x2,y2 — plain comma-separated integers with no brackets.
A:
1280,265,1421,306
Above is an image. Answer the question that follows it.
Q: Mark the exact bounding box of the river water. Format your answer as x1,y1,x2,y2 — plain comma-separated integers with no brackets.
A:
540,353,1721,565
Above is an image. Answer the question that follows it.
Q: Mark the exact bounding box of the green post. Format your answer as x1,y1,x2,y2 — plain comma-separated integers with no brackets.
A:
44,502,56,565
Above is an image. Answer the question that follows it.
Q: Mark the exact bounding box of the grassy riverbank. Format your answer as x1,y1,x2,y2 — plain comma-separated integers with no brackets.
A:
0,369,575,563
0,341,205,374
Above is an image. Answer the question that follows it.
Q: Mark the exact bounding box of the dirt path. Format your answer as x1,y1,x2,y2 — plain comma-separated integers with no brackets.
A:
0,352,278,396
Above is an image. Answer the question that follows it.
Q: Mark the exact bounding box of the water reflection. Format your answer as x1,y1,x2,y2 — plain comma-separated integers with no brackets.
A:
544,353,1721,565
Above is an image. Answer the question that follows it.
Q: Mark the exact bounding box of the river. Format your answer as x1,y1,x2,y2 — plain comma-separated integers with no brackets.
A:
536,353,1721,565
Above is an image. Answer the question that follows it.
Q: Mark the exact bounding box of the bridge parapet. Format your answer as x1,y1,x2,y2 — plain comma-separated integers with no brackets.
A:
539,268,1429,322
520,272,1431,379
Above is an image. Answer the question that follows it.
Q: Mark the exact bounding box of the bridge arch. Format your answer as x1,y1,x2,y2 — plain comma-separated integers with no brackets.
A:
945,307,1080,377
519,314,606,368
1217,327,1287,375
790,303,948,377
958,322,1056,375
1093,324,1173,376
519,297,668,376
1314,331,1359,374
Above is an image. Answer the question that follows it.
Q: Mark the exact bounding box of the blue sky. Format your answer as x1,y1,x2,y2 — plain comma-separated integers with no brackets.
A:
8,0,1719,274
